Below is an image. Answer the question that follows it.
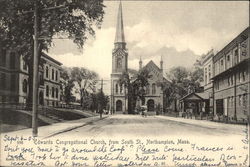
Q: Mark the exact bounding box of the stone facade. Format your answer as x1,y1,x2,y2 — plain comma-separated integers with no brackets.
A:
0,47,62,107
110,1,128,114
138,60,165,114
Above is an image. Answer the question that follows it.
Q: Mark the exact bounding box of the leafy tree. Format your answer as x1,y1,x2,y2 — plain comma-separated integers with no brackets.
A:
71,67,98,108
118,69,152,113
132,69,152,105
60,67,75,106
96,90,109,118
0,0,105,106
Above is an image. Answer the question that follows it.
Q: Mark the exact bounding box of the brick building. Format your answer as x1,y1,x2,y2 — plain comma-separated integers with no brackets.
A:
0,48,62,107
212,27,249,122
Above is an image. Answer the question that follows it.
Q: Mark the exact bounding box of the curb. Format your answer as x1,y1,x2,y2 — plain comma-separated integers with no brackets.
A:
43,116,108,139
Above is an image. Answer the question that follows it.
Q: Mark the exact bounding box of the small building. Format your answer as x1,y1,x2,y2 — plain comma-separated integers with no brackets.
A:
179,92,209,119
212,27,249,122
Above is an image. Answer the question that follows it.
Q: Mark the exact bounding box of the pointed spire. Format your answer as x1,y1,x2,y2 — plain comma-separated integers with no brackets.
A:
114,0,125,44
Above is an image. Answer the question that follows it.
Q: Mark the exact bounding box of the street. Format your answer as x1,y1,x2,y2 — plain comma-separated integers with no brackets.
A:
1,114,248,167
54,114,246,138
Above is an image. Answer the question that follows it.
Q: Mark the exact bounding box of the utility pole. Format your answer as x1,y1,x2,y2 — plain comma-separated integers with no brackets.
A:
28,1,67,137
32,0,39,137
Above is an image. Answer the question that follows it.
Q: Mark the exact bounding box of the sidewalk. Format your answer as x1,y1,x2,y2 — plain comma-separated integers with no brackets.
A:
156,115,247,135
1,115,108,139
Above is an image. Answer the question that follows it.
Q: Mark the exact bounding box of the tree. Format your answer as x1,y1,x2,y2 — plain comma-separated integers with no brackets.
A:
118,69,152,113
96,90,109,118
71,67,98,108
0,0,105,106
60,67,74,106
132,69,152,105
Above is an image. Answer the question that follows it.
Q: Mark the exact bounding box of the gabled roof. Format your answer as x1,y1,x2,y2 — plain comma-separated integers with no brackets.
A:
142,60,161,72
179,92,209,101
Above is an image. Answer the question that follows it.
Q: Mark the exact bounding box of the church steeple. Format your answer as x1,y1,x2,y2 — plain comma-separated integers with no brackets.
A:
114,0,126,49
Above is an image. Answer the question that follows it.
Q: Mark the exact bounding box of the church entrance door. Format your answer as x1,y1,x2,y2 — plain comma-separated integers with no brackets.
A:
116,100,122,112
147,99,155,111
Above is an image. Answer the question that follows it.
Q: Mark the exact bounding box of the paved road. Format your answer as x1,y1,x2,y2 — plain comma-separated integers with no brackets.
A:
55,114,246,138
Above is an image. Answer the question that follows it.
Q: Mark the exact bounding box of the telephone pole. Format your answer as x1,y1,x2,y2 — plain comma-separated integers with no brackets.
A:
32,0,39,137
29,1,67,137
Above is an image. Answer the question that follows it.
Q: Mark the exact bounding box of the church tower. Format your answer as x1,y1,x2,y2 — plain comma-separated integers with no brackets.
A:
110,1,128,114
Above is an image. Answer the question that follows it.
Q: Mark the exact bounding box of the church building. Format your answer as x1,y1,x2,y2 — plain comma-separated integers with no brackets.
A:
110,1,167,114
110,1,128,114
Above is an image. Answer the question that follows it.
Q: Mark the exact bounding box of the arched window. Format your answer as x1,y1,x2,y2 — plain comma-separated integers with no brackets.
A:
152,83,156,94
46,66,49,78
52,69,54,80
22,79,28,93
56,88,58,98
46,85,49,97
115,84,118,93
117,57,122,69
52,87,54,98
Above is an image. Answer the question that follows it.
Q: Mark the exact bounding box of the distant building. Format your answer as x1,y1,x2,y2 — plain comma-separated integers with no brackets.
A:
212,27,249,122
110,1,167,114
110,1,128,114
138,58,167,114
42,53,62,107
0,47,62,107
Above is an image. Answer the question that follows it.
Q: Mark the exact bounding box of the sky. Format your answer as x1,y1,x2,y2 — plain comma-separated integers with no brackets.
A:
47,0,249,94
